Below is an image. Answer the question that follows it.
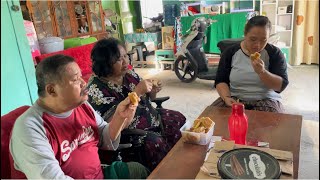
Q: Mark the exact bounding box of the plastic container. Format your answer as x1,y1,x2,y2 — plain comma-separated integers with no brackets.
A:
39,37,64,54
228,103,248,145
217,148,281,179
180,120,215,145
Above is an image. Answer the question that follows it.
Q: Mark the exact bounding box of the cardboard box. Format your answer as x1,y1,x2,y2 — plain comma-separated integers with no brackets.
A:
278,6,287,14
161,26,174,50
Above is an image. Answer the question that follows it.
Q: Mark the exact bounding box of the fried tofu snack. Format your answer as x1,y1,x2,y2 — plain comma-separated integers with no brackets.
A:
250,52,261,61
151,79,160,86
189,117,214,133
128,92,139,106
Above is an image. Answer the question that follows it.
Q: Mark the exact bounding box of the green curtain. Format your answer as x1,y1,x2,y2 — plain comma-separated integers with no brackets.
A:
180,12,248,53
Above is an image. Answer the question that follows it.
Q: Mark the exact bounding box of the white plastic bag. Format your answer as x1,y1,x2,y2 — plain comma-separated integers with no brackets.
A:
23,20,41,60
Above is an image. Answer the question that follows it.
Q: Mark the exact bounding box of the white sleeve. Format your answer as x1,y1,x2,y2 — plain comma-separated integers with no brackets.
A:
85,102,120,150
9,113,73,179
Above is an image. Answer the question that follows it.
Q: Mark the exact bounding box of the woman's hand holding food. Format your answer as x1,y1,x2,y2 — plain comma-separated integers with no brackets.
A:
250,52,266,75
150,79,162,94
134,79,153,97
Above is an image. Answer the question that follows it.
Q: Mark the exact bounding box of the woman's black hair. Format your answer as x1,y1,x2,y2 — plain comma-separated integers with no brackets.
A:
91,38,125,77
244,15,272,35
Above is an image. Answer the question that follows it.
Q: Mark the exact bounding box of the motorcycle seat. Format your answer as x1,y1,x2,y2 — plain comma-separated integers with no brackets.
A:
217,38,243,53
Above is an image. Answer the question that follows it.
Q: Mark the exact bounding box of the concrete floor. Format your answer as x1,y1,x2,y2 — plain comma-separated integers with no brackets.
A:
135,64,319,179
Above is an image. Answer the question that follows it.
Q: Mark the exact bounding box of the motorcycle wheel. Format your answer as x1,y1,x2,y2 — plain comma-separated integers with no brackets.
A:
174,56,198,83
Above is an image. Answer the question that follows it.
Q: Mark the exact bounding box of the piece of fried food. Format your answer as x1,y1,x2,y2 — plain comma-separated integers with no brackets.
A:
128,92,139,106
189,117,214,133
184,133,200,143
250,52,261,61
201,117,214,129
193,126,206,133
192,119,201,129
152,79,159,86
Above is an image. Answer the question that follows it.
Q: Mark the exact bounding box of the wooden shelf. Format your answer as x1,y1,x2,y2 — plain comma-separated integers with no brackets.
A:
277,30,292,32
77,32,90,36
277,13,293,16
26,0,106,40
275,45,291,49
76,16,87,19
262,0,276,4
34,20,52,24
261,0,294,62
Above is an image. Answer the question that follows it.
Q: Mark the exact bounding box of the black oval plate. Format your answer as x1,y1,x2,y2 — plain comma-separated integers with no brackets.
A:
217,148,281,179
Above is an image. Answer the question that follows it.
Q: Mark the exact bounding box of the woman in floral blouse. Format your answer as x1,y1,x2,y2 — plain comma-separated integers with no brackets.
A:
87,38,186,171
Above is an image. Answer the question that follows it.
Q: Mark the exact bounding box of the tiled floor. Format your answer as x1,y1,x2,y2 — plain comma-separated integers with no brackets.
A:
281,65,319,121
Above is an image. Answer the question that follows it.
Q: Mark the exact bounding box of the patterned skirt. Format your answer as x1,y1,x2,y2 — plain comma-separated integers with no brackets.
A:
143,109,186,171
211,97,284,113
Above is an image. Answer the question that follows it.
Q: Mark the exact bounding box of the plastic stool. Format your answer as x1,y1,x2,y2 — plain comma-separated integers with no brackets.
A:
155,49,175,70
132,42,147,62
132,45,144,61
127,50,135,66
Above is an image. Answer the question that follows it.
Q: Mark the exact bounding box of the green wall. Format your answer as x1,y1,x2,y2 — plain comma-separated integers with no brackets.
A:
101,0,117,10
163,0,259,14
128,0,142,31
1,0,38,115
101,0,123,40
101,0,143,41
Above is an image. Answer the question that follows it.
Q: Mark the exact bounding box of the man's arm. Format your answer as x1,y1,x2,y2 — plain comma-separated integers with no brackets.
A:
10,115,73,179
89,102,121,151
89,98,137,150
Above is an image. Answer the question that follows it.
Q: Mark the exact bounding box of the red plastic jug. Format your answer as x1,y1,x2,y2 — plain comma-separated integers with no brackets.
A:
228,103,248,145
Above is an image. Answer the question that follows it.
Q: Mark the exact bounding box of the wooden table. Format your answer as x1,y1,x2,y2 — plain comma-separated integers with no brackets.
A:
148,106,302,179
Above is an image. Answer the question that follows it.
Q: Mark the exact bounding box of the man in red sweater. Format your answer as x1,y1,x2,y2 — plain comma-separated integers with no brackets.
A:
10,54,149,179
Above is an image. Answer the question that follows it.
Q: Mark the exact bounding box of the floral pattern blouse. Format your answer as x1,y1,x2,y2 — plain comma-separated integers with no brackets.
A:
87,70,160,130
